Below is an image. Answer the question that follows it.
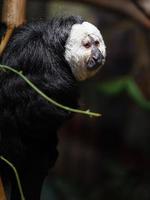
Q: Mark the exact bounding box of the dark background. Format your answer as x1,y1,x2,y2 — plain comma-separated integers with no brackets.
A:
1,1,150,199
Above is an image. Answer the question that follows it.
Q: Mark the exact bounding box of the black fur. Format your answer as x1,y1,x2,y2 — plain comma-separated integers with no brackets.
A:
0,22,7,42
0,16,83,199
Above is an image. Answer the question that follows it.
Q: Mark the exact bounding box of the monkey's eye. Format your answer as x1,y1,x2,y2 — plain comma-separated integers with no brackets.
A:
83,42,92,49
94,40,100,46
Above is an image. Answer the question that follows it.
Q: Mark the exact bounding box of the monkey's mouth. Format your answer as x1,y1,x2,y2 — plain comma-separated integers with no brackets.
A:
87,48,105,71
87,56,105,71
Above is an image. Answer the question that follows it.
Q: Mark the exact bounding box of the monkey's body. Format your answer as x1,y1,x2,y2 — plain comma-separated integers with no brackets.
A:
0,16,106,199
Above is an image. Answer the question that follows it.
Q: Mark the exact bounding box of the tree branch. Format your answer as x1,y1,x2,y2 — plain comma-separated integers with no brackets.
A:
0,26,14,55
61,0,150,28
131,0,150,19
0,0,26,55
2,0,26,27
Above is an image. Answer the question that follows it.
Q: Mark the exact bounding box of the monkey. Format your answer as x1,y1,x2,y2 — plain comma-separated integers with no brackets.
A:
0,16,106,199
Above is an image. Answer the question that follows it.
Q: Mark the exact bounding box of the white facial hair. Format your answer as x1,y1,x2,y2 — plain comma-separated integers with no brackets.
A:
64,22,106,81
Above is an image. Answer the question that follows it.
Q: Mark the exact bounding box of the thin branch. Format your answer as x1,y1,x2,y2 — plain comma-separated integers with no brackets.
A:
131,0,150,19
0,64,102,118
0,0,26,55
0,26,14,55
0,156,25,200
60,0,150,28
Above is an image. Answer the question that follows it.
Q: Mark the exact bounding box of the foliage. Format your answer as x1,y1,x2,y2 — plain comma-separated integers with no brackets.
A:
98,76,150,110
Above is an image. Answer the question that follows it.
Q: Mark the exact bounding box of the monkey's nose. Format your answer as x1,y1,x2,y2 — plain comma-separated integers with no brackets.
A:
87,49,104,70
93,51,104,63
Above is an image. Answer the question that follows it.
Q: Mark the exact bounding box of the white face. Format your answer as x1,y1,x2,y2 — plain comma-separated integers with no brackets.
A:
64,22,106,81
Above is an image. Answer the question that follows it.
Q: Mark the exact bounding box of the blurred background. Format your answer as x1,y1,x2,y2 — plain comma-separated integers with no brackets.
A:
1,0,150,199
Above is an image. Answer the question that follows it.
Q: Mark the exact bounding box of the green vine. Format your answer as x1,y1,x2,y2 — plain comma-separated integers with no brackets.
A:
0,156,25,200
98,76,150,110
0,64,101,117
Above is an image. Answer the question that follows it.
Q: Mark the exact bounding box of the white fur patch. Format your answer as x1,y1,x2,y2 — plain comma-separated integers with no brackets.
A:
65,21,106,81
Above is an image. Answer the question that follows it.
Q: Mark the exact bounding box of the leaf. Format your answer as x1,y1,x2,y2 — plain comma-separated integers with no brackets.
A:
98,76,150,110
127,78,150,110
98,77,128,95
